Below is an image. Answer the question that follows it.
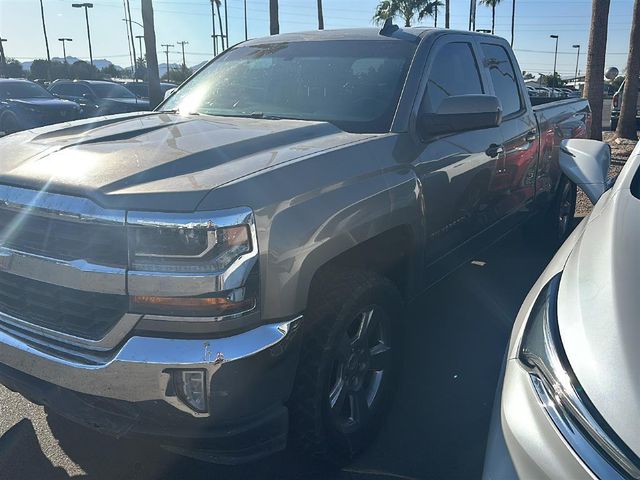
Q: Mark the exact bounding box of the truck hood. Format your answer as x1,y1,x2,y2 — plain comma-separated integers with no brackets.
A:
557,188,640,457
0,112,365,211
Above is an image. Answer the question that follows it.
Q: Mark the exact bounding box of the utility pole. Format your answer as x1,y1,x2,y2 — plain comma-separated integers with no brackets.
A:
244,0,248,40
58,38,72,63
573,44,581,86
161,43,173,81
136,35,145,60
177,41,188,69
210,0,217,56
550,34,559,97
125,0,137,78
39,0,51,62
72,3,94,66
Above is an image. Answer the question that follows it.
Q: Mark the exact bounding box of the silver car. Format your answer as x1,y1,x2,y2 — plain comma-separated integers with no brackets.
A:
484,138,640,479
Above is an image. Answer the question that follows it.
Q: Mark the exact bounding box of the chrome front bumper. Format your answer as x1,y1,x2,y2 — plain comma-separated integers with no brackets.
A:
0,317,301,417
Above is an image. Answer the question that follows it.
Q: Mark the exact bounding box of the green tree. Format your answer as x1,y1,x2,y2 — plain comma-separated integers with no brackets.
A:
616,0,640,139
479,0,502,34
162,65,192,84
0,58,24,78
69,60,101,80
373,0,443,27
101,64,121,79
28,59,50,80
539,73,565,88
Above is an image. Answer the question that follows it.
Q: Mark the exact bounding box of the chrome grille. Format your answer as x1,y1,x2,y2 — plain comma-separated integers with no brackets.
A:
0,270,128,340
0,207,128,267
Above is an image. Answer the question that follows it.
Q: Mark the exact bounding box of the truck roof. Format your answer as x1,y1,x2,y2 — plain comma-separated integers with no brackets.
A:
242,27,488,47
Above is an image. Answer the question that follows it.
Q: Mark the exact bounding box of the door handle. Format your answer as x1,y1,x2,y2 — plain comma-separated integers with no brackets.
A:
486,143,504,158
525,130,537,143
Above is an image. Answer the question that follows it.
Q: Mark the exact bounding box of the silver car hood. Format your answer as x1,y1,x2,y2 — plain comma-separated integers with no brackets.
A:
0,112,365,211
558,155,640,456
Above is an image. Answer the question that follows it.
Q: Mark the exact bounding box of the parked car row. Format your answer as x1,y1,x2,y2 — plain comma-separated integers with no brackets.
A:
526,85,581,99
0,78,176,135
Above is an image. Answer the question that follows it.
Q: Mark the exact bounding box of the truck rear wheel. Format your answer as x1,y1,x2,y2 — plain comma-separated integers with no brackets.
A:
289,269,402,465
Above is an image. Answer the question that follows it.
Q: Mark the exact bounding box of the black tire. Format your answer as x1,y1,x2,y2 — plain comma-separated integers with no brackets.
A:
548,175,577,243
0,113,19,135
289,269,403,465
525,175,577,247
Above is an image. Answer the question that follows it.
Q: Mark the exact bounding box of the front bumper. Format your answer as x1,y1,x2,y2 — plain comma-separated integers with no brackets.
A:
483,359,597,480
0,317,302,462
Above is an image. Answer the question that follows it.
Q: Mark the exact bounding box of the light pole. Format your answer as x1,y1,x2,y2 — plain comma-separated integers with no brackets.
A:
58,38,72,63
572,44,581,87
550,34,559,97
161,43,173,81
224,0,229,50
72,3,94,67
210,0,217,56
177,41,189,69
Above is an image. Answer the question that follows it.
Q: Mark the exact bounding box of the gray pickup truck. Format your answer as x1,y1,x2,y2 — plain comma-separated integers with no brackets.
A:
0,26,589,464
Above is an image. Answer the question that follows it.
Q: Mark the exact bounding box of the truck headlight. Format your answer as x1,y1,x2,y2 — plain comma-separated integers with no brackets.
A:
127,208,258,318
130,223,251,273
519,274,640,479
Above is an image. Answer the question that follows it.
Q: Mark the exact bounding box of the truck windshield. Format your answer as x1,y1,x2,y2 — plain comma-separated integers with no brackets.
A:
161,40,417,133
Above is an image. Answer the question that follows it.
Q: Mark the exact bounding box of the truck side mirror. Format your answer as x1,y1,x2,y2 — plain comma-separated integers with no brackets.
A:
559,139,611,204
418,95,502,138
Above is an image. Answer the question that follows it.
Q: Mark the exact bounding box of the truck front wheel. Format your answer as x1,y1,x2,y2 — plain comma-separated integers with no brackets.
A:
289,269,402,465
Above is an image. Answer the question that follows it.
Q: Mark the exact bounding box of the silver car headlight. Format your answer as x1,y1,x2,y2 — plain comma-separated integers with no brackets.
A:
519,274,640,479
127,208,258,318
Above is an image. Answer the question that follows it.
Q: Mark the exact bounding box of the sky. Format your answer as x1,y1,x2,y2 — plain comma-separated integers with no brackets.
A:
0,0,636,78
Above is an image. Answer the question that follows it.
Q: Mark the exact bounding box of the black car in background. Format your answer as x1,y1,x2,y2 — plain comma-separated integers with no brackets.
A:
48,80,150,118
121,81,177,100
0,79,81,135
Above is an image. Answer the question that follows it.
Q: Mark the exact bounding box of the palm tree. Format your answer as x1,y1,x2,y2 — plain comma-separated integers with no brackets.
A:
141,0,162,108
479,0,501,34
373,0,442,28
270,0,279,35
616,0,640,140
317,0,324,29
584,0,611,140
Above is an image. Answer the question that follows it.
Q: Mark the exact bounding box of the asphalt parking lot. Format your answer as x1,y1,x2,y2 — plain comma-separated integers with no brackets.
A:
0,227,558,480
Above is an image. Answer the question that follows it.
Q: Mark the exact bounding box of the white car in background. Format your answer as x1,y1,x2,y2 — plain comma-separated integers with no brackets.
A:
484,139,640,479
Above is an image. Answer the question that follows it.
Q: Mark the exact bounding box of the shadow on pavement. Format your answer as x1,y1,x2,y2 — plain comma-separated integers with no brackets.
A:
33,227,556,480
0,419,71,479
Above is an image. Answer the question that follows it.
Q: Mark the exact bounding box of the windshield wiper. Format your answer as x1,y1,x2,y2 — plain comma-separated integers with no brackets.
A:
246,112,282,120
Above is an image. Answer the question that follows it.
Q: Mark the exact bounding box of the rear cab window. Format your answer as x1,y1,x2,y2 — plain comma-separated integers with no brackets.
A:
481,43,523,117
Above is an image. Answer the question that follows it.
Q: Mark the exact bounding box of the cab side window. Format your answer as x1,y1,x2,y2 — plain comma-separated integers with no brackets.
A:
422,42,484,113
481,44,523,117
